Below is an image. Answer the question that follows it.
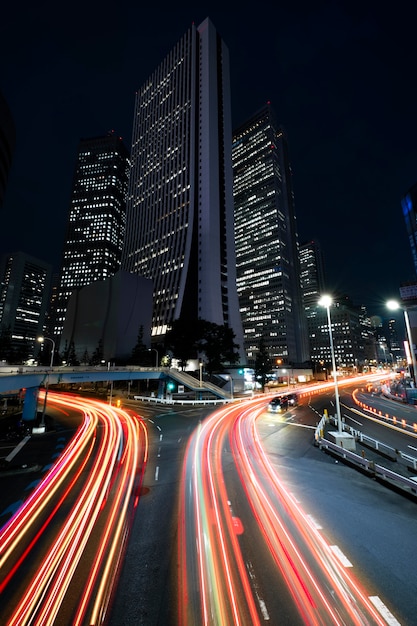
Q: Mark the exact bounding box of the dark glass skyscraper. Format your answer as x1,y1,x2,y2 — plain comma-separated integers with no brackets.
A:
232,103,309,367
121,17,244,358
0,251,52,361
402,183,417,277
53,132,130,340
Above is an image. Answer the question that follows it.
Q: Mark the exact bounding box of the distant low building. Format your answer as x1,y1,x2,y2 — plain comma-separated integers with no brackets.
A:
60,271,153,363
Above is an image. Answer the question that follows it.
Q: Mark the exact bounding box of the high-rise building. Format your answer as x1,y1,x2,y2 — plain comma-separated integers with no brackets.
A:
402,183,417,277
121,17,244,359
53,131,130,341
0,251,52,362
309,294,368,374
232,103,309,367
299,240,326,316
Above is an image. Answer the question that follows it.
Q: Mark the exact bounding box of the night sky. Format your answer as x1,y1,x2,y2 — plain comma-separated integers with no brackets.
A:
2,1,417,318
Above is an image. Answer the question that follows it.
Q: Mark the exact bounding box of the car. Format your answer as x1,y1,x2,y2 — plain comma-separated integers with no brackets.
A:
287,393,298,406
267,396,289,413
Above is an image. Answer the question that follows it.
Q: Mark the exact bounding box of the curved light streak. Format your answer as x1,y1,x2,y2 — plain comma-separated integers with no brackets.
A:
0,392,148,625
178,397,389,625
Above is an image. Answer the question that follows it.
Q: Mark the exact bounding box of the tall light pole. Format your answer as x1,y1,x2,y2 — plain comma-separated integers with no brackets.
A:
318,295,342,433
37,336,56,431
37,335,55,368
149,348,159,367
387,300,417,385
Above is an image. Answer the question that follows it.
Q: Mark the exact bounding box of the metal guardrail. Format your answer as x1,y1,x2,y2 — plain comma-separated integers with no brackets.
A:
318,437,417,496
315,412,417,498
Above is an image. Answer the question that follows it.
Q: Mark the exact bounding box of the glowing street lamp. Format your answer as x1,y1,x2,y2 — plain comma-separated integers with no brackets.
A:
149,348,159,368
386,300,417,385
36,336,56,432
37,335,55,368
318,295,342,433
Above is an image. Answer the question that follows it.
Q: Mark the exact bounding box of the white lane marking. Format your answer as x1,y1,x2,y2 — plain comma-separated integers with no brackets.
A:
330,545,352,567
246,560,270,620
369,596,401,625
306,514,322,530
157,446,161,458
5,435,31,462
155,466,159,481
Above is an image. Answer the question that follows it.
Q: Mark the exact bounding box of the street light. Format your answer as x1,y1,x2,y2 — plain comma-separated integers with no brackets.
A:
318,295,342,433
37,335,55,368
149,348,159,368
37,336,56,432
387,300,417,385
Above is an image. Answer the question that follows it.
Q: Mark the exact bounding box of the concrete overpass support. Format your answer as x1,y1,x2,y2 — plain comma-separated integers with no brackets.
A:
22,386,39,422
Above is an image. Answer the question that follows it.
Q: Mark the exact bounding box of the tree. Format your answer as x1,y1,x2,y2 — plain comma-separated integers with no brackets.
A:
165,318,240,375
90,339,104,366
164,318,198,370
197,321,240,377
254,336,272,392
0,325,14,363
128,325,150,365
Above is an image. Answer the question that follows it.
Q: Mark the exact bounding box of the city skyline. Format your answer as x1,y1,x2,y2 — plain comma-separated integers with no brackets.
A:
2,2,417,316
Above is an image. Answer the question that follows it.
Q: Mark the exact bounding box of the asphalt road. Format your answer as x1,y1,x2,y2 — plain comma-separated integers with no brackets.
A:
2,391,417,625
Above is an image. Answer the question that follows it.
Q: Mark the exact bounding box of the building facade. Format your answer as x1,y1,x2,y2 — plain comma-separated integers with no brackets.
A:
60,270,153,363
52,132,130,342
0,251,52,362
299,240,326,317
232,103,309,367
121,17,245,360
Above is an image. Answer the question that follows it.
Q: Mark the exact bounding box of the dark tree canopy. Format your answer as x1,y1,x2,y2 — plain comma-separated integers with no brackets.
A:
165,318,240,374
254,336,272,392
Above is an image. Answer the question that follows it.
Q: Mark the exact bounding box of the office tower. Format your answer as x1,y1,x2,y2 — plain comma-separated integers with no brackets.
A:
309,295,367,374
0,90,16,208
299,240,326,316
232,103,309,367
0,251,52,362
53,131,130,341
402,183,417,277
122,17,245,359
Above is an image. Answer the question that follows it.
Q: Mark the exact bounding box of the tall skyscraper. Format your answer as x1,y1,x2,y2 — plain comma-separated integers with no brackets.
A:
299,240,326,316
402,182,417,277
53,131,130,341
122,17,244,358
0,251,52,362
232,103,309,367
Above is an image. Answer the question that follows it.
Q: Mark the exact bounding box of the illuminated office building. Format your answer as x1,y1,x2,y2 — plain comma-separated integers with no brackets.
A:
53,132,130,340
122,17,244,358
299,240,326,317
0,251,52,361
232,103,309,366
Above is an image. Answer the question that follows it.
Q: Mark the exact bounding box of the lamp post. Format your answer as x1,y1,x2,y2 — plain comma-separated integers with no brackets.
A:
199,361,203,387
37,336,56,431
318,295,342,433
228,374,234,400
37,335,55,369
387,300,417,385
149,348,159,368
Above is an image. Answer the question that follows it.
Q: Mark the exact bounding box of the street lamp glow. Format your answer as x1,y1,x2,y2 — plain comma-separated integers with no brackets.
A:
36,335,56,432
148,348,159,368
318,295,342,433
37,336,55,369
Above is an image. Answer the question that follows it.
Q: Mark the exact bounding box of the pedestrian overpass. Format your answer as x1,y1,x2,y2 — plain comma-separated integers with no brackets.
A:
0,365,232,422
